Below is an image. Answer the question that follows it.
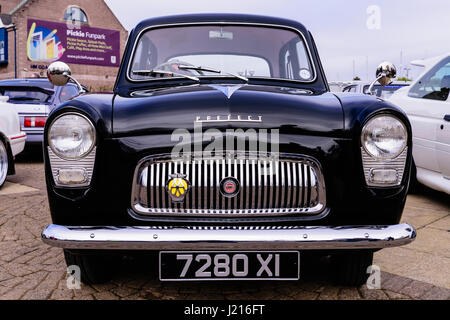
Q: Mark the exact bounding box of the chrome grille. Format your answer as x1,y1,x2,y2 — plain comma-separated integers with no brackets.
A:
131,153,326,217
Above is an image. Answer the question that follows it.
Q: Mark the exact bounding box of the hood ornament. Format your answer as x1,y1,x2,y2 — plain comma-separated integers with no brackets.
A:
208,84,244,99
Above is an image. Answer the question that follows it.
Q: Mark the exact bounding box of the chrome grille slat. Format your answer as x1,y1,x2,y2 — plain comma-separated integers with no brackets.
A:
239,159,244,209
132,153,326,217
286,162,291,209
233,159,242,209
280,161,285,208
299,162,304,208
216,159,220,210
149,163,154,208
292,162,297,210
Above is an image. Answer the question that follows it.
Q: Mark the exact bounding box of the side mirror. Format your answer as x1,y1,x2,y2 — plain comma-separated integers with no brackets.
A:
367,61,397,95
47,61,71,86
47,61,86,93
376,61,397,86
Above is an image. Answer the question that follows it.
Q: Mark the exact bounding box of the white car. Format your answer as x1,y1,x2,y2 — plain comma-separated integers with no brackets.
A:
390,53,450,195
341,80,410,99
0,96,27,188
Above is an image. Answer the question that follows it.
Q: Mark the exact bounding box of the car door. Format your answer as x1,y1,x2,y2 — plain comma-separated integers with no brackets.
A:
402,57,450,179
436,89,450,179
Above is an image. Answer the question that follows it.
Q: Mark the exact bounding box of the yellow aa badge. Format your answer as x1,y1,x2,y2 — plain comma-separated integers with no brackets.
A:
166,174,190,202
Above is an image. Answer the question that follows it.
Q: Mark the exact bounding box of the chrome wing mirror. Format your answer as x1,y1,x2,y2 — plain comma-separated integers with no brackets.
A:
47,62,86,93
367,61,397,95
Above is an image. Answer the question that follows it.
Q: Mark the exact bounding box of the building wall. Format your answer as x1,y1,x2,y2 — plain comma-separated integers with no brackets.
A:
0,0,128,91
0,0,22,15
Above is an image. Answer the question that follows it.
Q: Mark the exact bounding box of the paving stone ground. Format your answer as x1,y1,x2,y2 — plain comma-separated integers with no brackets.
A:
0,153,449,300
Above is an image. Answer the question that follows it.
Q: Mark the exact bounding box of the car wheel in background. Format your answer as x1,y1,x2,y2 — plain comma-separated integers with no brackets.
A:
332,250,374,286
0,140,9,188
64,250,120,285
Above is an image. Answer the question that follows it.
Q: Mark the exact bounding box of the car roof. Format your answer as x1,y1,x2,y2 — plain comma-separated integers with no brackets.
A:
0,78,54,88
410,52,450,68
133,13,310,34
0,78,81,89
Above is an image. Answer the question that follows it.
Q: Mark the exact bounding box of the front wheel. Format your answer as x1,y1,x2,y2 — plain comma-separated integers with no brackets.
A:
64,250,120,285
332,251,373,286
0,140,9,188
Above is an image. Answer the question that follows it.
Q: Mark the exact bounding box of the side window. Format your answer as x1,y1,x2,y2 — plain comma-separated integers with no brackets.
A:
343,85,356,93
408,57,450,101
59,85,79,103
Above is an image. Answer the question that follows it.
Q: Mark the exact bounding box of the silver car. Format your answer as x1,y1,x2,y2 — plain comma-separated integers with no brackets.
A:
0,78,85,147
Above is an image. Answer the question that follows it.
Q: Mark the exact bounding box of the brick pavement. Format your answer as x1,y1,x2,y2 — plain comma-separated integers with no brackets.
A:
0,158,449,300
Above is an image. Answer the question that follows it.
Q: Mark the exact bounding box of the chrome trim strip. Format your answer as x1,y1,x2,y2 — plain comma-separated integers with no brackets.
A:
126,22,318,84
42,223,416,250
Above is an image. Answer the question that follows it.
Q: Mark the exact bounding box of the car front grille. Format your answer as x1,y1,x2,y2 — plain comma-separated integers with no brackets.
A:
131,153,326,217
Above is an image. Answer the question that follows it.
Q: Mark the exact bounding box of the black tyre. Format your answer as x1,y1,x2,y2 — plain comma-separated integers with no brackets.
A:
0,140,8,188
64,250,119,285
332,251,373,286
408,159,422,194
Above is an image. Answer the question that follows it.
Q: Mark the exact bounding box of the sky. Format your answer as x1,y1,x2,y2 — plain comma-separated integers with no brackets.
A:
104,0,450,82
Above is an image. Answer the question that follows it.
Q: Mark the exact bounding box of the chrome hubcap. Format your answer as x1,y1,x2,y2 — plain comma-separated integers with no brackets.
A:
0,141,8,185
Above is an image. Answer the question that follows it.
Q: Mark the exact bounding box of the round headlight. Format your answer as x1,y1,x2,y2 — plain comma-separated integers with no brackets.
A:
361,115,407,159
49,113,95,159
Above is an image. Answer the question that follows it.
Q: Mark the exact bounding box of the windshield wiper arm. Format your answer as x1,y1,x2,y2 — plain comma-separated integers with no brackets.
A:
132,69,200,82
177,65,248,82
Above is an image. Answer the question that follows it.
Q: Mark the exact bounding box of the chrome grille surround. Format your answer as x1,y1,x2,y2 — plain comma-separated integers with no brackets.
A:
131,152,326,217
361,147,408,187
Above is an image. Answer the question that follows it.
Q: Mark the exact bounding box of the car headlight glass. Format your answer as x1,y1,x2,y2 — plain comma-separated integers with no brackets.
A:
49,113,95,159
361,115,407,159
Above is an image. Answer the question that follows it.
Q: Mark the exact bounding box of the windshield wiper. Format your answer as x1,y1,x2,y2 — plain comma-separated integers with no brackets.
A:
177,65,248,82
132,69,200,82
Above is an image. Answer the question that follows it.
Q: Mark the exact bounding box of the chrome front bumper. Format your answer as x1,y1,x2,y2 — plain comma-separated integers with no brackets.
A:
42,223,416,250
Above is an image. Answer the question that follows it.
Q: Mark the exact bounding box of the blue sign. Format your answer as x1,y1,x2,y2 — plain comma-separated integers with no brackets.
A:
0,28,8,64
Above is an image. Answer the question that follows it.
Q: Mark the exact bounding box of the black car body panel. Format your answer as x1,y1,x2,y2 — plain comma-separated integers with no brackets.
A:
45,87,412,227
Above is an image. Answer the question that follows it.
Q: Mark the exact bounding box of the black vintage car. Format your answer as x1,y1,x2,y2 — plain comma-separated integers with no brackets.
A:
41,14,416,285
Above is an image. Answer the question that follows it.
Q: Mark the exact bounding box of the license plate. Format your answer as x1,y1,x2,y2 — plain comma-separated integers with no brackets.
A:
159,251,300,281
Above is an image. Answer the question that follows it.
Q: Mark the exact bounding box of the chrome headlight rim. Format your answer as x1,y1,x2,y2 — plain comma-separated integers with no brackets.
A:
48,112,96,160
361,113,408,160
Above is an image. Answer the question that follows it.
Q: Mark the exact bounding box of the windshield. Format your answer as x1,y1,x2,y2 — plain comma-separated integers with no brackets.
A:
408,58,450,101
129,24,314,82
363,84,409,99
